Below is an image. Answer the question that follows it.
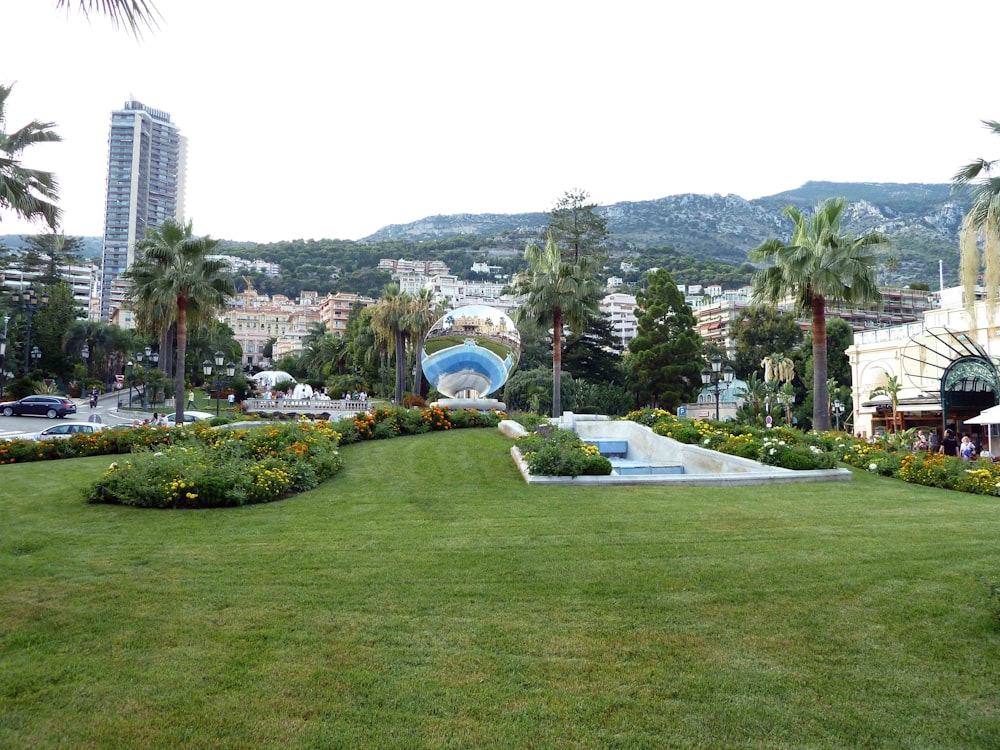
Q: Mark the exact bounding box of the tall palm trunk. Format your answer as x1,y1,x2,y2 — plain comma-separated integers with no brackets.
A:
811,295,830,431
175,297,188,421
414,333,426,397
159,323,173,383
552,308,563,418
394,329,406,404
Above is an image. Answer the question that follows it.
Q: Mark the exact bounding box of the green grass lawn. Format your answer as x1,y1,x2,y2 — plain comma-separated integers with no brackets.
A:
2,429,999,748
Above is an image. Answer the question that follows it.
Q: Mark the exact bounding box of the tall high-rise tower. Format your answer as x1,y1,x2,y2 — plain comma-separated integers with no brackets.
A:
99,99,186,320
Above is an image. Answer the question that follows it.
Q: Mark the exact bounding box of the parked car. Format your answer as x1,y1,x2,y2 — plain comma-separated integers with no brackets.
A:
165,410,215,426
0,395,77,419
22,422,108,441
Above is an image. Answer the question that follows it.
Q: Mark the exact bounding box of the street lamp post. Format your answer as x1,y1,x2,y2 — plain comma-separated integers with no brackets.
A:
126,359,134,410
204,351,235,417
10,285,48,375
134,350,146,407
0,315,8,397
700,354,735,421
147,347,159,407
30,346,42,373
832,399,845,432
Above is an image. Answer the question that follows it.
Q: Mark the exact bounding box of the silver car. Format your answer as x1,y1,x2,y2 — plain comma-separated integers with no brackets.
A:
23,422,108,441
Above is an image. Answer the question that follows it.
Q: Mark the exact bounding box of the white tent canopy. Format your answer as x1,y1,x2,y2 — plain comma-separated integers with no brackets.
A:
964,404,1000,425
250,370,297,390
965,405,1000,455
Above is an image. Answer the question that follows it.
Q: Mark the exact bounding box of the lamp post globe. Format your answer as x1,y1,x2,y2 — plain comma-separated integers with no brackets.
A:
832,399,845,431
702,357,735,421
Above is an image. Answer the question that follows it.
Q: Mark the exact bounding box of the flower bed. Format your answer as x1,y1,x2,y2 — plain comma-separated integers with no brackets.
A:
625,409,837,471
85,421,344,508
624,408,1000,498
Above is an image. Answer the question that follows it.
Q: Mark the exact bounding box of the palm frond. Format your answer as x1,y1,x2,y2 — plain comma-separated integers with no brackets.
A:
55,0,161,37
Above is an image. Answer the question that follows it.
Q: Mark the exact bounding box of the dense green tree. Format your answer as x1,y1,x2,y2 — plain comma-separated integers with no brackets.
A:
184,318,241,381
63,319,117,382
126,220,234,421
21,232,83,284
503,367,578,415
730,306,804,379
0,83,61,230
27,281,79,382
561,314,624,387
547,189,609,264
820,316,853,390
751,198,887,430
512,233,602,417
625,268,702,411
512,318,550,372
574,380,632,416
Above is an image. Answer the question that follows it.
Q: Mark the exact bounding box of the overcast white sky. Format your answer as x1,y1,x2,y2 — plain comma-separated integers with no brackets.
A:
3,1,999,244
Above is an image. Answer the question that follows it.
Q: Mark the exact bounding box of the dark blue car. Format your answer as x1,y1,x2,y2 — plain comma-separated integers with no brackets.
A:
0,395,78,419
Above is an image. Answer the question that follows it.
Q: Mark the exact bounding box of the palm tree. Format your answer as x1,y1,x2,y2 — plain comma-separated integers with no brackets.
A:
54,0,160,36
301,330,347,381
369,284,410,405
953,120,1000,323
870,374,903,433
734,371,768,424
404,288,443,397
0,83,61,229
761,353,794,384
513,232,601,417
751,198,888,430
125,220,234,421
953,120,1000,232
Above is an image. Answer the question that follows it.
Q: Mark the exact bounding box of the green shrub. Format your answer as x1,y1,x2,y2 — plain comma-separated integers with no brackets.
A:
715,435,763,460
516,429,610,477
582,454,613,476
653,422,701,444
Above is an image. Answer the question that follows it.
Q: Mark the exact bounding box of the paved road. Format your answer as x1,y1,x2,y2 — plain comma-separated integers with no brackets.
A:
0,393,147,439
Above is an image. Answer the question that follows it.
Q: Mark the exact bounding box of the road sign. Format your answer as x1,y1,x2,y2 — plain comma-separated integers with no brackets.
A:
766,415,773,428
677,406,687,417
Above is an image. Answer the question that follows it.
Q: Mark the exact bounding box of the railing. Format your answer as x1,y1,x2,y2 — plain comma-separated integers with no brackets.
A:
244,398,369,416
853,321,925,346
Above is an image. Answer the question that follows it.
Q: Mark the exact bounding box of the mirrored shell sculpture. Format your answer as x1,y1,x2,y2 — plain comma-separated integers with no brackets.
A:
421,305,520,399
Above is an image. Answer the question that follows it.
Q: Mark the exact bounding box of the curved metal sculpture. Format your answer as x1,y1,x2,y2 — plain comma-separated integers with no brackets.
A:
421,305,520,399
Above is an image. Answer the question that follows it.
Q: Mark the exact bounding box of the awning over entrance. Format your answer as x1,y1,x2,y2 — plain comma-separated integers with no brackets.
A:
901,326,1000,429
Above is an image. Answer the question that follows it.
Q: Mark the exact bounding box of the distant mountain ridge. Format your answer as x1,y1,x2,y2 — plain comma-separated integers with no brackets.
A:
363,181,971,283
0,182,972,287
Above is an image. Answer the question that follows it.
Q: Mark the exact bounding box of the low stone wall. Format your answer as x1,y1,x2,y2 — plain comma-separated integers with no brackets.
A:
244,398,368,418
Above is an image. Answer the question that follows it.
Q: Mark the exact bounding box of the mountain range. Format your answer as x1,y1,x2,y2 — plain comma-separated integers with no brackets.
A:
365,181,972,285
1,181,973,288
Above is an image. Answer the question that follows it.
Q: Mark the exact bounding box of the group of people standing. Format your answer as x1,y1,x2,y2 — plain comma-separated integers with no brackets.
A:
913,429,987,461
